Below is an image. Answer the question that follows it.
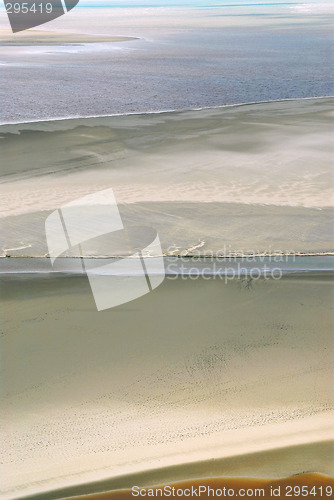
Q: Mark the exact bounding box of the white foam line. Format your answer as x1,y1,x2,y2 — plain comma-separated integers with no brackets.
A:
0,96,333,127
3,245,32,252
1,268,333,276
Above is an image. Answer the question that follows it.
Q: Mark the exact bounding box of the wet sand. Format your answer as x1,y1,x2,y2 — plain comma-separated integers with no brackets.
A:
1,98,333,257
1,273,333,499
0,29,137,45
1,98,333,499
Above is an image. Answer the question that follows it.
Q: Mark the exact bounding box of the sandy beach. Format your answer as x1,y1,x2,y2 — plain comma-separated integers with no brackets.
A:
1,98,333,259
1,0,333,497
1,271,333,499
1,98,333,499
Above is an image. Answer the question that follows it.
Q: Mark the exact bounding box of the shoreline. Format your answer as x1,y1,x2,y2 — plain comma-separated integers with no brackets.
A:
0,95,333,127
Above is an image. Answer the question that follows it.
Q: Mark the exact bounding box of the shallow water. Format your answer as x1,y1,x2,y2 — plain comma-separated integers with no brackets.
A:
1,2,333,123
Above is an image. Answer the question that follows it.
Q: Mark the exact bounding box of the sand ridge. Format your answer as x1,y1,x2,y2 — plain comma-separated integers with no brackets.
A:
0,29,138,45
